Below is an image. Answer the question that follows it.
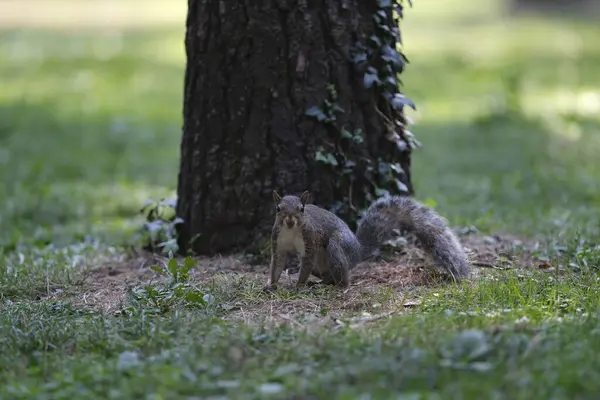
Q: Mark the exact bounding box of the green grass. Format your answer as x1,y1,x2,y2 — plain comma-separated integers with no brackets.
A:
2,0,600,398
3,267,600,398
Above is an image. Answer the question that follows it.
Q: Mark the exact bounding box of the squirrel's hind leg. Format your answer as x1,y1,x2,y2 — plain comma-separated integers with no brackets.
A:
319,239,350,287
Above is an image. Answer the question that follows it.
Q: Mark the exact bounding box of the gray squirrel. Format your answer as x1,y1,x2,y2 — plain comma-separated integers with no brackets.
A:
264,190,470,290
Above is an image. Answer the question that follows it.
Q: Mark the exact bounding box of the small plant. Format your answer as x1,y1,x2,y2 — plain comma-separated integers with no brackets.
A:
570,239,600,273
126,256,215,314
138,197,183,254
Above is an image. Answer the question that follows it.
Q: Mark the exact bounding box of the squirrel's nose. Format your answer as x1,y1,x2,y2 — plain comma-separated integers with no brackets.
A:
285,218,294,228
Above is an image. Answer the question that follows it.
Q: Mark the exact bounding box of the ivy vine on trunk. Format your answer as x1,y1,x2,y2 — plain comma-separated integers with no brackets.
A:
305,0,418,225
175,0,419,256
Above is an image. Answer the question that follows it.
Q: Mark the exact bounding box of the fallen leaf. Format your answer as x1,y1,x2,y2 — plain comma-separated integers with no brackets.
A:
538,261,553,269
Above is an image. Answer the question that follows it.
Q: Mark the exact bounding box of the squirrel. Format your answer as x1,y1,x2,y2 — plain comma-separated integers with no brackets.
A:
264,190,470,291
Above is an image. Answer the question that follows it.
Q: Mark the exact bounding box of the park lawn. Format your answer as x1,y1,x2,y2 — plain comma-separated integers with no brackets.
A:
1,0,600,398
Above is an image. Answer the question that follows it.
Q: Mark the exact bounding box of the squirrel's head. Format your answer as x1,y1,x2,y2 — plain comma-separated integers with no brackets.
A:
272,190,310,229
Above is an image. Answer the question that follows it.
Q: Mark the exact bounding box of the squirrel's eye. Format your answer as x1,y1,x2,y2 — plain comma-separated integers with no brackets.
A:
276,205,281,212
299,205,304,212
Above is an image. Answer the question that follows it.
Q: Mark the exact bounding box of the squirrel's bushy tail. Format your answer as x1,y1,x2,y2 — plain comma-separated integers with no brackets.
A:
355,196,471,281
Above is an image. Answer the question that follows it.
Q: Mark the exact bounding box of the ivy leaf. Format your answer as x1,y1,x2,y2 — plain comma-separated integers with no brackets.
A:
369,35,381,47
377,0,392,8
390,163,404,174
306,106,328,122
395,179,409,193
363,73,380,89
315,150,328,163
381,44,394,56
353,128,365,143
382,48,406,69
352,52,367,65
315,150,338,166
378,163,391,175
395,139,407,152
394,5,404,18
332,104,345,114
382,75,395,86
410,137,422,148
400,52,409,65
391,93,416,110
326,153,339,166
305,106,321,116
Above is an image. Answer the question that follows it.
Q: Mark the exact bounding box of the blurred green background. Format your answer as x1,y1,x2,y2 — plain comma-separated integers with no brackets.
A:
1,0,599,250
2,1,600,397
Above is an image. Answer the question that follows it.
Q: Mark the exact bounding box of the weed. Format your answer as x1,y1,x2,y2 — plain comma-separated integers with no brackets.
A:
126,256,215,315
137,197,182,254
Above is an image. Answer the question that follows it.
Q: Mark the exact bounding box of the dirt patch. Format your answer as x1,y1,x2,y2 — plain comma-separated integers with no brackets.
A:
63,254,157,314
461,232,540,270
60,230,538,321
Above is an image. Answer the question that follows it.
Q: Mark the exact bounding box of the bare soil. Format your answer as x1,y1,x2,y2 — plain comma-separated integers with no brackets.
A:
58,231,542,324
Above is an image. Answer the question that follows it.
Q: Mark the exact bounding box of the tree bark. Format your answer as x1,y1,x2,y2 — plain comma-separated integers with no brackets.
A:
177,0,414,256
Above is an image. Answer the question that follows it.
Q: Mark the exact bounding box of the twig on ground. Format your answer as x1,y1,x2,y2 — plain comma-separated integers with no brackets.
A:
333,310,397,332
472,261,496,268
471,261,511,270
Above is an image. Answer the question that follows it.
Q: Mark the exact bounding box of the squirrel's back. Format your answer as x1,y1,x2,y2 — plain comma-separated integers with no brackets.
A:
302,204,349,232
302,204,363,265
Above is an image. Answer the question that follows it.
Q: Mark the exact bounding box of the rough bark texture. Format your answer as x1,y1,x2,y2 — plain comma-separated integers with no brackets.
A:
177,0,413,256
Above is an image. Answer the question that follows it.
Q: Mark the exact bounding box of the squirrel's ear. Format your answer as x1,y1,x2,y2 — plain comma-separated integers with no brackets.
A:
300,190,310,205
272,190,282,203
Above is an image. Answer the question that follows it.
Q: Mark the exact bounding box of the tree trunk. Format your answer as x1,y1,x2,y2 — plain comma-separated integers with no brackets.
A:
177,0,415,256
